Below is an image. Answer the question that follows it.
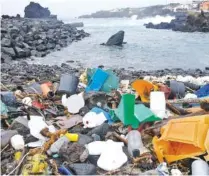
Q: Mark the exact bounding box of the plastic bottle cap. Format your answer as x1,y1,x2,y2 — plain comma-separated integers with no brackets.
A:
64,133,79,142
14,151,22,161
132,149,140,158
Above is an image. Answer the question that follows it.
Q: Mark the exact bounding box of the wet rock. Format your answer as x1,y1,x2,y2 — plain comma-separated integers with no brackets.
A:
1,47,16,58
47,43,56,49
78,134,93,145
59,142,87,163
1,28,7,33
1,53,12,63
1,17,89,61
105,30,125,46
88,155,100,166
1,38,11,47
87,123,110,140
9,27,20,34
31,50,38,56
14,47,27,58
36,44,47,51
68,163,96,175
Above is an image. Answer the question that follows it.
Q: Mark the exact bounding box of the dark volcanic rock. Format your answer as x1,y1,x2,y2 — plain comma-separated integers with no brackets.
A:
14,47,27,58
1,17,89,61
36,44,47,51
104,30,125,46
24,2,51,18
1,47,16,58
1,53,12,63
1,38,12,47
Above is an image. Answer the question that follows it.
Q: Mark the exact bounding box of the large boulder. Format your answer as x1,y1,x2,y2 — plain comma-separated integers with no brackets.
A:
14,47,27,58
105,30,125,46
1,38,11,47
36,44,47,51
1,47,16,58
1,53,12,63
24,2,51,18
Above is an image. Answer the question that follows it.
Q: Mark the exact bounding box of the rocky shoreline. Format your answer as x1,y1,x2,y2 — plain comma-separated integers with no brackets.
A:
1,17,89,63
145,12,209,32
1,62,209,89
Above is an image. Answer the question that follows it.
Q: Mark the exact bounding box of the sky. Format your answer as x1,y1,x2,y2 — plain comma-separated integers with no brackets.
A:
0,0,190,19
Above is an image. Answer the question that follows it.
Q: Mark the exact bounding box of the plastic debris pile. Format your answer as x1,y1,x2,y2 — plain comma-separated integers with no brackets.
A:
1,68,209,175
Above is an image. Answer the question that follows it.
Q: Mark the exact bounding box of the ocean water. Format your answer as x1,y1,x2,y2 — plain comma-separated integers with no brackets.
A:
29,16,209,70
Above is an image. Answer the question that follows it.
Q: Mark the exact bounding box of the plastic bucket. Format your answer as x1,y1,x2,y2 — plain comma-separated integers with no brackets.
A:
153,115,209,163
169,80,185,99
150,92,166,119
58,74,79,95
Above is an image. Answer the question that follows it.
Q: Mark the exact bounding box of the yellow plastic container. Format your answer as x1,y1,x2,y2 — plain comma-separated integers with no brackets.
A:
153,115,209,163
64,133,79,142
132,80,158,102
204,129,209,161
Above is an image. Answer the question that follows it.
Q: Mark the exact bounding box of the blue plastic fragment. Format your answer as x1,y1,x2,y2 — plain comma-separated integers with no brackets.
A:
91,107,113,124
85,68,109,92
195,84,209,98
58,165,74,175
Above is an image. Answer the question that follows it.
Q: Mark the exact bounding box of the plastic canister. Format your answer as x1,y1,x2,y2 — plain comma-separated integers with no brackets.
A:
58,74,79,95
150,91,166,119
127,130,148,157
169,80,185,99
192,160,209,175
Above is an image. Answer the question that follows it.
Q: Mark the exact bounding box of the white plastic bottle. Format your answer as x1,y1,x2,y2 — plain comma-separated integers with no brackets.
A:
127,130,148,157
192,160,209,175
150,91,166,119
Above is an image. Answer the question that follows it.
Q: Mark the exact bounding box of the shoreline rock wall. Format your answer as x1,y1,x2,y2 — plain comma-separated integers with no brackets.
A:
1,17,90,63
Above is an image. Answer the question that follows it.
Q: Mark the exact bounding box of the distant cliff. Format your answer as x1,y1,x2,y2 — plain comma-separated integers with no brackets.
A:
79,3,180,19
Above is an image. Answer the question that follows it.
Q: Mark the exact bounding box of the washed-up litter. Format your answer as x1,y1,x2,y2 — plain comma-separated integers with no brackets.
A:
1,67,209,175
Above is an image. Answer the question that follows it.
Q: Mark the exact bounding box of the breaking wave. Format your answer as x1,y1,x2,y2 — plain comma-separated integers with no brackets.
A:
138,15,175,24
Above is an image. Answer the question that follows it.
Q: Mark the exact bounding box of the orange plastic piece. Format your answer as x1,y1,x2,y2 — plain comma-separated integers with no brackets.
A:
41,83,51,97
132,80,157,102
153,115,209,163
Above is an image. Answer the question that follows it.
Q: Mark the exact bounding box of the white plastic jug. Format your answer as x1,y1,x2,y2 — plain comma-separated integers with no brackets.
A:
62,94,85,114
97,140,127,171
192,160,209,175
150,91,166,119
